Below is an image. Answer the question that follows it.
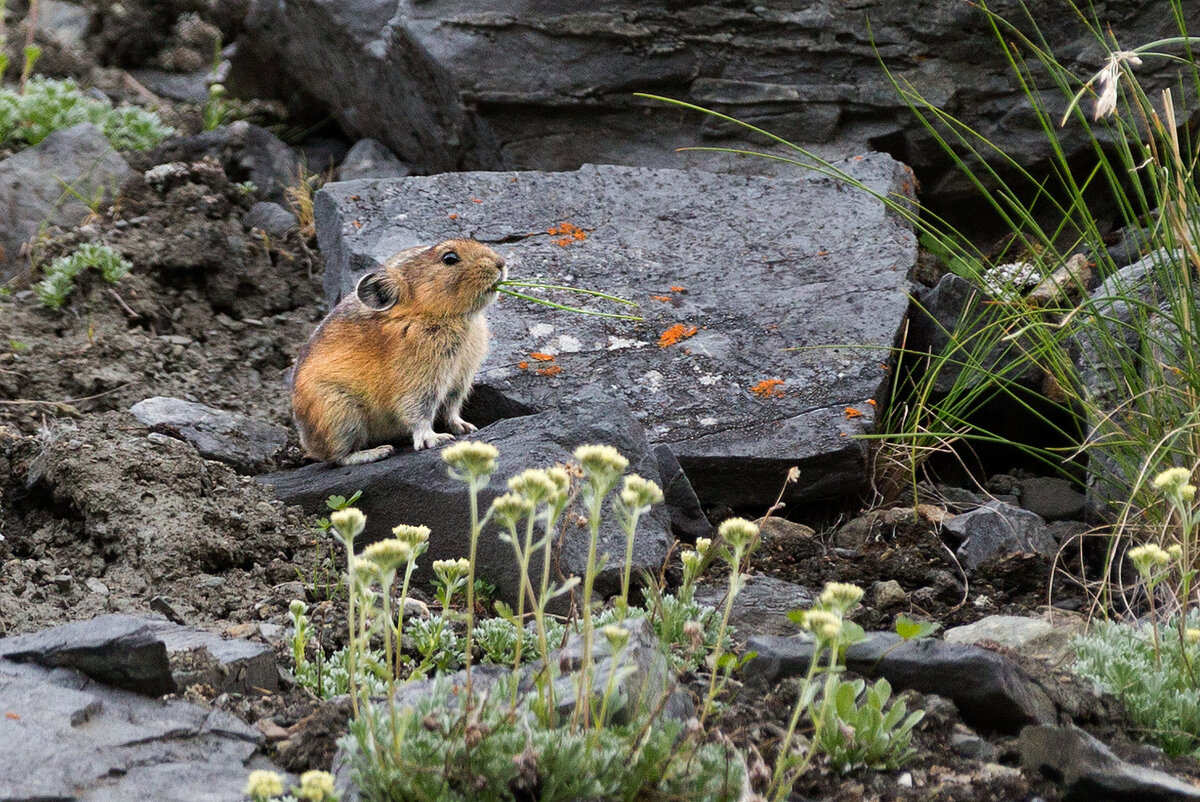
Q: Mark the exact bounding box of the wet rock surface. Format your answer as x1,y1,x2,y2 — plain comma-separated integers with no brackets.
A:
316,156,916,509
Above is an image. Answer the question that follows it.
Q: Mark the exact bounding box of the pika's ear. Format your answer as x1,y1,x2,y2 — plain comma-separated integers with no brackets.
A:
355,271,400,311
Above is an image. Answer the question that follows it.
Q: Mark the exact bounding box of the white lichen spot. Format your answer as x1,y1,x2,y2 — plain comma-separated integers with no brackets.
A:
641,370,664,394
606,336,649,351
699,417,718,426
529,323,554,338
555,335,583,353
697,374,721,386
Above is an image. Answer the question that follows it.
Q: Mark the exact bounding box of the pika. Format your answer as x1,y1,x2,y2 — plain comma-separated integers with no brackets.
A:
291,239,506,465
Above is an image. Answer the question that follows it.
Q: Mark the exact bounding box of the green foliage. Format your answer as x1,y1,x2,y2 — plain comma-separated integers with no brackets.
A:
34,243,131,309
894,614,941,641
1073,618,1200,757
345,674,744,802
810,677,925,773
0,77,173,151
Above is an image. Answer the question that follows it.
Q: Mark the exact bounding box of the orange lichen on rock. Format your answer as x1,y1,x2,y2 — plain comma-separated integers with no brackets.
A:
670,285,685,292
845,407,863,419
651,295,672,302
658,324,698,348
750,378,785,398
866,399,877,406
548,221,588,247
529,352,555,361
470,197,483,204
448,213,458,220
536,365,562,376
517,361,529,370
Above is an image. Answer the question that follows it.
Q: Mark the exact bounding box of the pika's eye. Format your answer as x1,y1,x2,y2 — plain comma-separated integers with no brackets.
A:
441,251,460,265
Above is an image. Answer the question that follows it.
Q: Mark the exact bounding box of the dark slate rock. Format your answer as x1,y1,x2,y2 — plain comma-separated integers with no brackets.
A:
653,444,711,541
243,201,298,238
130,68,212,103
942,500,1055,571
1021,724,1200,801
0,614,278,698
141,121,299,202
129,396,289,471
0,656,279,801
234,0,1199,199
744,632,1056,733
693,575,813,638
315,157,915,508
338,138,410,181
0,123,132,283
1017,476,1086,522
260,402,674,606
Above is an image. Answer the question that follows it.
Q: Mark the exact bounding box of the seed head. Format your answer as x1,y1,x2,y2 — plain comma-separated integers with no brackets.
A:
602,625,630,651
574,444,629,484
819,582,865,614
717,517,758,551
391,524,431,549
296,770,337,801
433,557,471,584
507,468,559,504
362,539,413,573
442,441,499,478
244,770,285,799
330,508,366,542
620,474,664,509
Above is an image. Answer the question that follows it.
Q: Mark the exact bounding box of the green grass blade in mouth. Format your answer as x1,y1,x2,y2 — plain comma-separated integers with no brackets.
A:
495,287,643,320
497,281,641,308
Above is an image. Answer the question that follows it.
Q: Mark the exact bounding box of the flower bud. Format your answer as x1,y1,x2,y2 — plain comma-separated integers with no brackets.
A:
442,441,499,478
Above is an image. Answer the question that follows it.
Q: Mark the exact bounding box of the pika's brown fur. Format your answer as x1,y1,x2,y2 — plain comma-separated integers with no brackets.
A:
291,239,506,465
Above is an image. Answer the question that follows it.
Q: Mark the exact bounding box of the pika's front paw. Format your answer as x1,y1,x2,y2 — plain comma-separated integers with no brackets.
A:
447,415,477,435
413,431,456,451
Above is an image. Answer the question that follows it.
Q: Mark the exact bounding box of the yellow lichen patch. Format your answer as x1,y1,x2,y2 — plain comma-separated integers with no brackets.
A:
658,324,698,348
750,378,785,398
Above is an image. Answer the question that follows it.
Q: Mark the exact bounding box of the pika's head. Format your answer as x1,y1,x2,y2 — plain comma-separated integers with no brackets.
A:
355,239,507,318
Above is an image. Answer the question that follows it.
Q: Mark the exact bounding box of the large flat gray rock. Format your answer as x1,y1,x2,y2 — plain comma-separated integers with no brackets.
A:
261,402,673,607
0,656,278,801
315,158,915,507
129,396,289,472
0,123,132,283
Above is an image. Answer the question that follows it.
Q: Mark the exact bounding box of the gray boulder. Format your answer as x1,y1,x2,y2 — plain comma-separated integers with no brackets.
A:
315,156,915,508
0,123,132,283
242,201,298,238
260,402,674,607
0,614,279,698
234,0,1199,195
338,138,410,182
129,396,289,472
942,500,1056,571
1017,476,1086,522
0,655,281,801
693,575,814,639
744,631,1056,733
139,122,300,202
1021,724,1200,801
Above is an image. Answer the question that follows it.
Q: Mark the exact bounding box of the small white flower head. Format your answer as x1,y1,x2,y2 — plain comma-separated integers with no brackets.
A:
209,82,227,97
800,609,843,642
602,624,630,651
490,492,535,529
1168,544,1184,561
694,537,713,557
546,466,572,501
574,444,629,485
296,770,337,801
620,474,663,509
1153,467,1192,495
350,556,379,582
1183,485,1197,504
391,524,431,550
680,549,702,575
330,508,366,543
718,517,759,552
362,539,413,573
507,468,559,504
1187,628,1200,646
819,582,865,614
1128,543,1170,576
432,557,471,585
442,441,499,479
244,769,285,799
289,599,308,619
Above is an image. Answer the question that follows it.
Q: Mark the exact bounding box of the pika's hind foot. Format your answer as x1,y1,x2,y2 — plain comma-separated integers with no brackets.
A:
337,444,395,466
412,422,455,451
447,415,477,435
